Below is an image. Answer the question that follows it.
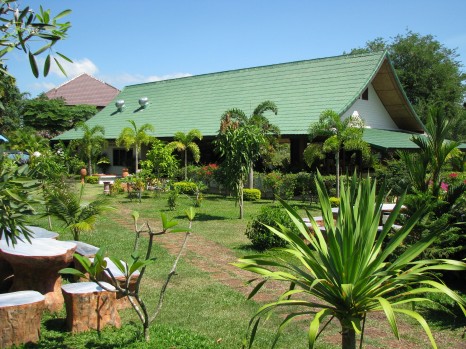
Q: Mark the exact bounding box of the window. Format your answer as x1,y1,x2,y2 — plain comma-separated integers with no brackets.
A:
113,148,132,166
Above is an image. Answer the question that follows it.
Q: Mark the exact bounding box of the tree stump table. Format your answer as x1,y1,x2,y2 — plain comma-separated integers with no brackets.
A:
61,282,121,333
0,227,59,294
0,239,76,313
0,290,45,347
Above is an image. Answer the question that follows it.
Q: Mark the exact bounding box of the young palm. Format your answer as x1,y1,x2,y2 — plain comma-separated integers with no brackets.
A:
220,100,279,188
74,123,106,176
168,129,202,180
116,120,154,172
46,183,111,241
235,173,465,349
308,109,370,197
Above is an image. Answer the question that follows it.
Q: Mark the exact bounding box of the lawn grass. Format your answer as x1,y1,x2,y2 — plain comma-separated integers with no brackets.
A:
21,183,465,348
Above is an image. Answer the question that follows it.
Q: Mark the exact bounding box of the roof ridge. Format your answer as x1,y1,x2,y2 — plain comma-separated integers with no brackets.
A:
45,73,120,93
124,51,387,89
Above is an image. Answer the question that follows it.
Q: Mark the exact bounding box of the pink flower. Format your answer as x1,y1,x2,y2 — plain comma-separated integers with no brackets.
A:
441,182,449,191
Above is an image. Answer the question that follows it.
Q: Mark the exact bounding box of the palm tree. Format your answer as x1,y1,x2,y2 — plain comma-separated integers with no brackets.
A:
400,105,459,197
307,109,369,197
167,129,203,180
46,183,111,241
73,123,106,176
235,173,466,349
116,120,154,173
220,100,279,188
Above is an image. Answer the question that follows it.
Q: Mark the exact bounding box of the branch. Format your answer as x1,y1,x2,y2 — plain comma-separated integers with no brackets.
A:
150,229,191,323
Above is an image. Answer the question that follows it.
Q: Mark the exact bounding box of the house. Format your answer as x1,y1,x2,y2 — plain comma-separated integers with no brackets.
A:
45,73,120,110
54,51,426,174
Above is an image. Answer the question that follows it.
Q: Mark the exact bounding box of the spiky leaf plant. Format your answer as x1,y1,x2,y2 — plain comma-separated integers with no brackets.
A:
234,173,465,349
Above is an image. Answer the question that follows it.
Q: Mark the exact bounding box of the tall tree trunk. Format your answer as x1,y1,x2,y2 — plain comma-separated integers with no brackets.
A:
88,158,92,176
336,150,340,198
341,324,356,349
239,181,244,219
135,145,139,173
248,161,254,189
184,150,188,181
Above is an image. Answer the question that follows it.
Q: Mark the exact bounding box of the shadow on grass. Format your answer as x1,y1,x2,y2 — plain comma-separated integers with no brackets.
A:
173,212,228,221
420,306,466,330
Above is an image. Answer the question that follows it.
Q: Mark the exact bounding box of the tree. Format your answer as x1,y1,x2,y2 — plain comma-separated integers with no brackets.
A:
215,122,265,219
142,139,179,179
7,127,50,154
220,101,279,188
350,30,466,140
0,1,72,78
400,106,459,197
22,95,97,137
307,109,370,197
0,64,25,132
235,173,466,349
116,120,154,173
73,123,106,176
167,129,202,180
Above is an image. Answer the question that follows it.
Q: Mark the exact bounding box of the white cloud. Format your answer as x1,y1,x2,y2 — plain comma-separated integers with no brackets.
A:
50,57,99,78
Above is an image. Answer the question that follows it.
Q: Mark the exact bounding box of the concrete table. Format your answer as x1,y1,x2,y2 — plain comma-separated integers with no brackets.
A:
0,239,76,312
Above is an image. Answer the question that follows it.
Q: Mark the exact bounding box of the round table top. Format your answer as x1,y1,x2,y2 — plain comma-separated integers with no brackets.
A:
0,238,76,257
0,226,59,241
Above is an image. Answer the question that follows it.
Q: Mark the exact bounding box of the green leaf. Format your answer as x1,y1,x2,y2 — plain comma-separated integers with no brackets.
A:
58,268,86,278
376,297,399,339
54,9,72,20
56,51,73,63
43,54,51,77
186,206,196,221
393,309,437,349
28,51,39,78
53,57,67,77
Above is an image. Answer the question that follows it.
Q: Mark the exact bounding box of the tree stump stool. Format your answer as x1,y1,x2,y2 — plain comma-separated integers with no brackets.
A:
92,257,140,309
0,290,45,348
61,282,121,333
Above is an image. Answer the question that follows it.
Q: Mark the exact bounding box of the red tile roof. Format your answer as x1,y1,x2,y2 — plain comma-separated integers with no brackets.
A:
45,73,119,108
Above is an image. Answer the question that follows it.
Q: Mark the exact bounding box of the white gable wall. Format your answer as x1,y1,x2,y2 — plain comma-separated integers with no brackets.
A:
342,83,399,130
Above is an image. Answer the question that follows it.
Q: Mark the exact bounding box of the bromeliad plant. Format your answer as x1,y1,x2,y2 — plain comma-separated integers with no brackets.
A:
60,209,194,341
234,173,466,349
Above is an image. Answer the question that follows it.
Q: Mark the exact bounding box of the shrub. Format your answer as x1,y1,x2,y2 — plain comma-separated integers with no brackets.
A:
329,197,340,207
111,178,125,194
167,189,179,210
281,173,297,200
173,181,197,195
243,188,261,201
295,172,313,201
85,175,99,184
263,171,283,200
245,205,299,250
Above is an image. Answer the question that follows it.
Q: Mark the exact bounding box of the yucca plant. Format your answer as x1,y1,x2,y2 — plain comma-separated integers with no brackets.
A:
234,173,466,349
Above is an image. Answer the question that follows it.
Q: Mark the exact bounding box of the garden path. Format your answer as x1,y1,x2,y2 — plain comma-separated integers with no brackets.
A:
110,209,465,349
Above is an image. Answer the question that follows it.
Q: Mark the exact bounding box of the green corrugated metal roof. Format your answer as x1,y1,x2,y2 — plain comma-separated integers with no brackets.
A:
362,128,419,150
55,51,391,141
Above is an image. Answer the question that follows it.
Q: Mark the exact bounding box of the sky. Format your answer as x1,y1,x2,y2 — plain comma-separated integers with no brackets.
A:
6,0,466,97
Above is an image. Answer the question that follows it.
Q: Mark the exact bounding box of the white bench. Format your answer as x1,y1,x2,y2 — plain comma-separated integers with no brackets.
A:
98,175,117,184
